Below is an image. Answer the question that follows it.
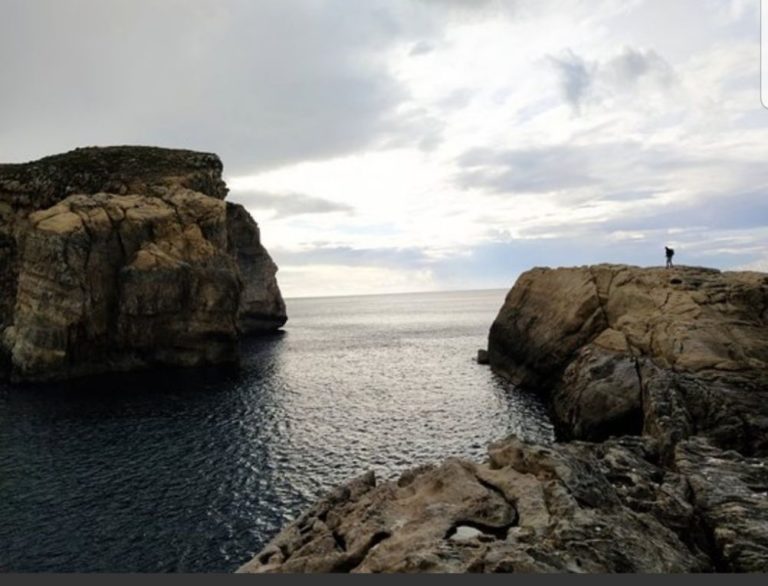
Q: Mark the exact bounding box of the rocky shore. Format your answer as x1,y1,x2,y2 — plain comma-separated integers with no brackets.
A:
240,264,768,573
0,146,286,382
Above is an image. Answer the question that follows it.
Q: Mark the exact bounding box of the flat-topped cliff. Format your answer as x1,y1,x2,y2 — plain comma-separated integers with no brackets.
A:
0,146,286,382
488,265,768,455
240,265,768,573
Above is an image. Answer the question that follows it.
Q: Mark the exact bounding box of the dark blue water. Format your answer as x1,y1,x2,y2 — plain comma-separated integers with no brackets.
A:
0,290,553,572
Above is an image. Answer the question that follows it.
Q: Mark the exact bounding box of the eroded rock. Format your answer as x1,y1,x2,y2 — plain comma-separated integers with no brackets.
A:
241,263,768,574
0,146,286,382
675,438,768,572
239,436,710,573
488,265,768,455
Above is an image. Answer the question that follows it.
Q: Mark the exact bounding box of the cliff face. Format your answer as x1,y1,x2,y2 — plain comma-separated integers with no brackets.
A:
0,146,286,382
488,265,768,454
241,265,768,573
226,203,287,333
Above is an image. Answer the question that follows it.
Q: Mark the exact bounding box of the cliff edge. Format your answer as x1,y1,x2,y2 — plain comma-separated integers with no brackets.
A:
239,265,767,573
0,146,286,382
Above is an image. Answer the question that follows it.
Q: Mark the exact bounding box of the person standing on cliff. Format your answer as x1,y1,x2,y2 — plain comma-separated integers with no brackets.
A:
665,246,675,268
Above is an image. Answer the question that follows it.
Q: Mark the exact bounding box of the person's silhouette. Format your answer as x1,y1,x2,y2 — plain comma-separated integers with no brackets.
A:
665,246,675,268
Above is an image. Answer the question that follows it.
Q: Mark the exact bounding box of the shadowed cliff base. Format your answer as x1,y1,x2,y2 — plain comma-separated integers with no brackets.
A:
241,264,768,573
0,146,286,383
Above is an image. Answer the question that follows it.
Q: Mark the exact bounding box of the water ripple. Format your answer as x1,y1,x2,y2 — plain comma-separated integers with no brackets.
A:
0,290,553,572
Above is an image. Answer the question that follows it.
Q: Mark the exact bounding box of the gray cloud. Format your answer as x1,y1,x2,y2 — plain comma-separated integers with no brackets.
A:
506,179,768,246
455,141,705,195
0,0,501,173
436,89,474,111
417,0,512,16
232,191,353,219
409,41,436,56
599,188,768,233
599,189,659,202
605,47,675,87
272,245,430,268
548,50,594,111
457,145,594,193
548,46,675,109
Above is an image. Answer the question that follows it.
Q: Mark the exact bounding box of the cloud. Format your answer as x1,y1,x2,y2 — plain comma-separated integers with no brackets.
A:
605,47,675,87
0,0,488,172
409,41,436,56
599,189,658,202
457,145,595,193
455,142,700,195
232,191,353,219
548,50,594,111
278,264,437,298
272,245,429,268
548,46,676,110
416,0,513,17
3,0,766,299
598,188,768,233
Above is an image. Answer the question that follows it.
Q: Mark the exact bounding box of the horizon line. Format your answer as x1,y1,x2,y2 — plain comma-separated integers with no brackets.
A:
284,286,510,302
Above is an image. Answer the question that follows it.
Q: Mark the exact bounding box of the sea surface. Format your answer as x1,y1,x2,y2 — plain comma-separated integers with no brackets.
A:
0,289,553,572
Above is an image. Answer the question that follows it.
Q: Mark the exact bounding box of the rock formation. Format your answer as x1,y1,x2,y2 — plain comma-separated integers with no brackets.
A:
0,146,286,382
487,265,768,454
239,436,713,573
241,265,768,573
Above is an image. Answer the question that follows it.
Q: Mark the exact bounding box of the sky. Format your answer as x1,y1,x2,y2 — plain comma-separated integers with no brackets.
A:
2,0,767,297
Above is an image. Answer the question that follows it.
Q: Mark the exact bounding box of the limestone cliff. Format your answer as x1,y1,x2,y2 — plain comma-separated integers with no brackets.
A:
0,146,286,382
488,265,768,454
241,265,768,573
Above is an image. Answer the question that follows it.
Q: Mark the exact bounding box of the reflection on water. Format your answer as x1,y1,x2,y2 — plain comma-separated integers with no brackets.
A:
0,290,553,572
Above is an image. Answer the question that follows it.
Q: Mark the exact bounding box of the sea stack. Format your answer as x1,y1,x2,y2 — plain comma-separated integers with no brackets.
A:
0,146,286,382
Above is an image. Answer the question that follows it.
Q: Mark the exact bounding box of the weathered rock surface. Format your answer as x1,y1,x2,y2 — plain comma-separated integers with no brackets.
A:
226,203,286,333
675,438,768,572
242,431,768,573
242,264,768,573
488,265,768,455
239,436,711,573
0,146,286,381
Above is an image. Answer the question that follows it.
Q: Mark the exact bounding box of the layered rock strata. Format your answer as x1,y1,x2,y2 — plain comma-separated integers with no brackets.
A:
0,146,286,382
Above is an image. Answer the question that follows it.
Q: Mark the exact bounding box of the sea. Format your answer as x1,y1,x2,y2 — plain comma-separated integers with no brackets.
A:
0,289,553,572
